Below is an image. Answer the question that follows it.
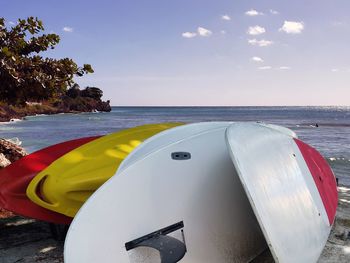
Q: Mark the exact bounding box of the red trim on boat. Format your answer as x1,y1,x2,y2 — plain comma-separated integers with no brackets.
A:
294,139,338,225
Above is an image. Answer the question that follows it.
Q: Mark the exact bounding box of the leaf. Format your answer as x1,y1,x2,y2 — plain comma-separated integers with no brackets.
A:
2,47,11,56
83,64,94,73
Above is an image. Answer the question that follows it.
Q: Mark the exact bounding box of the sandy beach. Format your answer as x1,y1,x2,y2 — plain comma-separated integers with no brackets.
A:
0,186,349,262
319,186,350,262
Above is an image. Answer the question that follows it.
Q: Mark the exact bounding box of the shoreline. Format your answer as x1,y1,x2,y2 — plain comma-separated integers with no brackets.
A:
0,91,111,123
0,118,23,125
0,111,96,125
0,104,73,123
0,104,110,123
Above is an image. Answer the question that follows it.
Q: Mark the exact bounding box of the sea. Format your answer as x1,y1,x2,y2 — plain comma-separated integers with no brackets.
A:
0,106,349,186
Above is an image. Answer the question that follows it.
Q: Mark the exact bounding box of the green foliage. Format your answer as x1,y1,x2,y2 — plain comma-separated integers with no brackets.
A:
66,85,104,100
66,83,81,98
81,87,103,100
0,17,94,105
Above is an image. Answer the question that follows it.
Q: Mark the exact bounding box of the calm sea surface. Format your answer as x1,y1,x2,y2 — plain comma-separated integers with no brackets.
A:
1,106,349,185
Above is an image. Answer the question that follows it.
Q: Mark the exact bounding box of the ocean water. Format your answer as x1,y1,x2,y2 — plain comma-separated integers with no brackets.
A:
1,106,349,185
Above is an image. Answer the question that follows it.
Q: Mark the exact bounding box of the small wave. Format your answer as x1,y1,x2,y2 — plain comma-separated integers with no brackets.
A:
24,114,49,119
10,118,22,122
5,137,22,146
338,186,350,192
328,157,350,162
0,118,22,125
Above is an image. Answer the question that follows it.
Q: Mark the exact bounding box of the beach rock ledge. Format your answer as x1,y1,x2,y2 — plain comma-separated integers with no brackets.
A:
0,139,27,168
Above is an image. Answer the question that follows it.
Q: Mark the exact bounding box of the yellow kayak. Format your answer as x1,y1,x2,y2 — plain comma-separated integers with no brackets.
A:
26,123,182,217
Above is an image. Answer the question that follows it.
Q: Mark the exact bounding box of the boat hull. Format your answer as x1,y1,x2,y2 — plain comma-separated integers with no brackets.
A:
225,122,337,263
64,122,267,262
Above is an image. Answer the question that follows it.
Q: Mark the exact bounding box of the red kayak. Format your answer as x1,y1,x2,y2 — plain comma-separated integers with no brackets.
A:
0,136,100,224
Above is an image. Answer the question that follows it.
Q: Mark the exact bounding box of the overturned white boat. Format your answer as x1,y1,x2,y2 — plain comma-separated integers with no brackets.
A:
226,123,337,262
64,122,337,263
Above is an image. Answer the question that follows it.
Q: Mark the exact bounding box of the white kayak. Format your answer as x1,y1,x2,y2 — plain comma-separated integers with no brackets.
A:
225,122,337,263
64,122,267,262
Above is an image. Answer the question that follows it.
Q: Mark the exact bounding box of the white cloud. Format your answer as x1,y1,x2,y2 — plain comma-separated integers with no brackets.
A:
331,21,345,27
197,27,212,37
247,26,266,35
331,68,339,72
8,21,15,25
258,66,272,70
220,30,226,35
279,66,291,70
248,39,273,47
221,15,231,21
270,9,279,15
182,27,213,38
251,56,264,63
245,9,263,16
279,21,304,34
182,32,197,38
63,26,73,32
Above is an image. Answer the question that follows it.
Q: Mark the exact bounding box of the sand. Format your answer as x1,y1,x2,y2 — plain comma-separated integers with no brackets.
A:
319,186,350,262
0,186,349,262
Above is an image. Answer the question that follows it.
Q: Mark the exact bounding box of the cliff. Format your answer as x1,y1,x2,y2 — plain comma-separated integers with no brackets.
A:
0,86,111,122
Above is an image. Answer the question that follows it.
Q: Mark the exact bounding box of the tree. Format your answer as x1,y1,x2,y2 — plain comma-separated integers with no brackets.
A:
81,87,103,100
66,83,81,98
0,17,94,105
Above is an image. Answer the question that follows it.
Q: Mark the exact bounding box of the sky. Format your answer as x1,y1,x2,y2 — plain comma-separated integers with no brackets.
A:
3,0,350,106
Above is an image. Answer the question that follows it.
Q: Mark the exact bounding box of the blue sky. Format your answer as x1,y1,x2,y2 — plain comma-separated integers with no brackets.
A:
3,0,350,106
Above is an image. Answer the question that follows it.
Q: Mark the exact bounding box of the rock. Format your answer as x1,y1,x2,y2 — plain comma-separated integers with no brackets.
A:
58,96,111,113
0,153,11,168
0,85,111,123
63,86,111,112
95,100,111,112
0,207,14,218
0,139,27,165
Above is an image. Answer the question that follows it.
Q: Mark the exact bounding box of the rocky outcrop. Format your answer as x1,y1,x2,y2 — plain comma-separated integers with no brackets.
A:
56,96,111,113
0,139,27,168
0,103,62,123
61,86,111,112
0,86,111,123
